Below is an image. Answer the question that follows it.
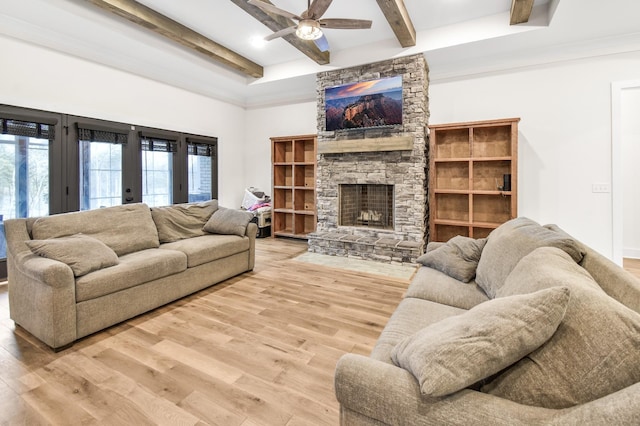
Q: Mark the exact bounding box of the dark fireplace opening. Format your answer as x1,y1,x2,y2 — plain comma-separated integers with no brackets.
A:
339,184,394,229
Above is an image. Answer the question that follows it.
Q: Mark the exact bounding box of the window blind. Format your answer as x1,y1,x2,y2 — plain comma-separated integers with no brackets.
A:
186,137,216,157
76,122,128,144
140,135,177,153
1,117,55,140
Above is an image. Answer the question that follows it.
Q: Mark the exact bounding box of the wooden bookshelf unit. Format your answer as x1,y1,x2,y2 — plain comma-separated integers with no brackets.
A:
271,134,317,239
428,118,519,242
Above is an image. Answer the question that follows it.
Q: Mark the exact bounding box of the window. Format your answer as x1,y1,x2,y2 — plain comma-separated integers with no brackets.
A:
187,137,217,202
77,125,128,210
0,116,55,268
140,133,177,207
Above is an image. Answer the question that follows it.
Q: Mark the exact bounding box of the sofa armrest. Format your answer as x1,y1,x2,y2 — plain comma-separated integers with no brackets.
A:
335,353,556,425
5,219,77,350
336,354,640,425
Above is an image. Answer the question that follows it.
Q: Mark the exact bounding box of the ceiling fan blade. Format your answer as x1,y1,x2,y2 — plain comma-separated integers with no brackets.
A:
319,18,372,30
264,26,297,41
305,0,333,20
247,0,301,21
314,34,329,52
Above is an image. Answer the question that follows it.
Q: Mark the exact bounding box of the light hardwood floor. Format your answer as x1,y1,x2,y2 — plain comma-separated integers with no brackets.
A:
0,238,409,425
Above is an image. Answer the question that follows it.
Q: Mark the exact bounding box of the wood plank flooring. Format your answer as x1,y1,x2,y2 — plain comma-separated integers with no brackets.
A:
0,238,409,425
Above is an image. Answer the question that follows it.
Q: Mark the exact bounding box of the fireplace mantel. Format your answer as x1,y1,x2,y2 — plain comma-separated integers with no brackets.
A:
317,135,413,154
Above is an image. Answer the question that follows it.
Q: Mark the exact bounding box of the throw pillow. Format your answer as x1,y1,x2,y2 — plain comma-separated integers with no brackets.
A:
151,199,218,243
26,233,119,277
482,247,640,408
475,217,584,298
391,286,570,397
203,207,253,237
416,236,487,282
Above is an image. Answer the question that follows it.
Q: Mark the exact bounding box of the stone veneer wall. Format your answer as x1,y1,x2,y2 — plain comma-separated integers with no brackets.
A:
308,54,429,263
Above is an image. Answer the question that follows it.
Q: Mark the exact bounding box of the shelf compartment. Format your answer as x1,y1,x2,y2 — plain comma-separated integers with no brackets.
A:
273,212,294,235
294,165,315,188
294,138,316,163
435,193,469,222
274,165,293,187
273,188,293,210
473,160,511,191
435,161,469,190
472,125,512,158
273,140,293,163
434,224,469,242
294,214,316,236
294,188,316,212
433,128,470,158
472,226,496,239
472,194,512,224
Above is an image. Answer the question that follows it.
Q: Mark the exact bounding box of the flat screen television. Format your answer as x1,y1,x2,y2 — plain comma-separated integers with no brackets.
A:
325,75,403,131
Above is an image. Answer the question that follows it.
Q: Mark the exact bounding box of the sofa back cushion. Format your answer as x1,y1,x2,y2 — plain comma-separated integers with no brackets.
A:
151,199,218,243
482,247,640,408
31,203,160,256
475,217,584,298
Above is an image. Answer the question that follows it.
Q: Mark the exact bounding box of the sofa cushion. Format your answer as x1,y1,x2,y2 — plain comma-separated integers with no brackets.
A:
151,199,218,243
392,286,570,397
26,233,119,277
416,236,486,283
203,207,253,237
31,203,160,256
160,234,250,268
482,247,640,408
404,267,489,310
75,248,187,302
475,217,584,298
371,298,465,364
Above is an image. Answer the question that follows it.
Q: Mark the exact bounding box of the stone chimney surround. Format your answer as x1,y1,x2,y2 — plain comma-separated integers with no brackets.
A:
308,54,429,264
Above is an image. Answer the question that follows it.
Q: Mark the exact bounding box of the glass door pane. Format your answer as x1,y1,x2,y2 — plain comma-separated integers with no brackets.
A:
0,135,50,259
79,140,122,210
142,150,173,207
188,154,212,202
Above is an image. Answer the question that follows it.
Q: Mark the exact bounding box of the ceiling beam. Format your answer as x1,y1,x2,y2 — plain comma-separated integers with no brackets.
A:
86,0,264,78
510,0,535,25
375,0,416,47
230,0,330,65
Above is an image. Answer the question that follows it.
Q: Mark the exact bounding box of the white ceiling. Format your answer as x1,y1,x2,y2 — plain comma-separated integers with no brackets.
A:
1,0,639,108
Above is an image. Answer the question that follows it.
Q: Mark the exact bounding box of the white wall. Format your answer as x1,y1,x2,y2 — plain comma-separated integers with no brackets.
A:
244,102,317,194
428,50,640,257
622,87,640,258
0,35,247,208
4,32,639,258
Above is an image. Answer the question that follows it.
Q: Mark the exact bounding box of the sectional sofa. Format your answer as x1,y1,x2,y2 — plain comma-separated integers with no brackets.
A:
335,217,640,425
5,200,256,350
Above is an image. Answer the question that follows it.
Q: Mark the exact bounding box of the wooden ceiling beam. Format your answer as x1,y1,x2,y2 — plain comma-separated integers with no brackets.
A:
230,0,329,65
86,0,264,78
375,0,416,47
510,0,535,25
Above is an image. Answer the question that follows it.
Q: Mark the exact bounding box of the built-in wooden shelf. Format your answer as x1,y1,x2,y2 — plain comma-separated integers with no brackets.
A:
271,135,317,239
429,118,519,242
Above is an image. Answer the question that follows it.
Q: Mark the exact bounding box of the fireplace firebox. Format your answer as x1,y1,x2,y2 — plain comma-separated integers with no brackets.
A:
339,184,394,230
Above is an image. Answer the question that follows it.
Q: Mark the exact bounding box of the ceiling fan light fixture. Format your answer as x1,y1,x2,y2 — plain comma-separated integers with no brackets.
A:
296,19,322,40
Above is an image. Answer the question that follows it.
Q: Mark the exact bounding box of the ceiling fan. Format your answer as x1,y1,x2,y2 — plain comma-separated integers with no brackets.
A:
247,0,372,52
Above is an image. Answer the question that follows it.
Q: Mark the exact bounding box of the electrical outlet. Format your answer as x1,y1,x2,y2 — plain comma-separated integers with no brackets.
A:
592,183,611,193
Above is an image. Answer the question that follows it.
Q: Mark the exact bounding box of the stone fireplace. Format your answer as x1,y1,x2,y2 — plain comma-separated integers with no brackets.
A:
308,54,429,264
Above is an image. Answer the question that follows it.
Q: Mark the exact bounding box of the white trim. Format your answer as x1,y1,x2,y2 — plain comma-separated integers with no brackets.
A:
611,80,640,266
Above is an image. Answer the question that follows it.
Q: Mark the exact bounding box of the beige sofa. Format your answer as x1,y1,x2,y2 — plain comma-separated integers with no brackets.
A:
335,217,640,425
5,201,256,350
